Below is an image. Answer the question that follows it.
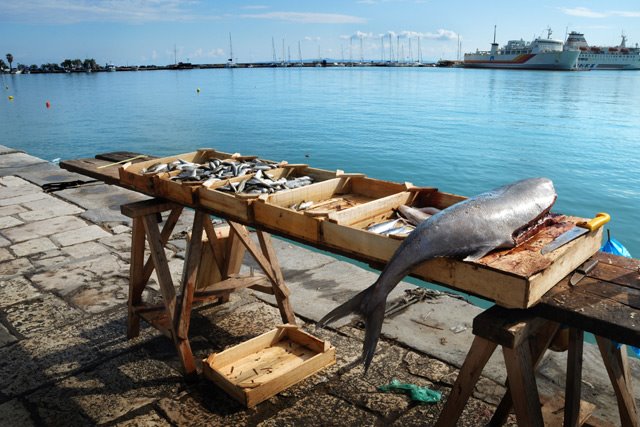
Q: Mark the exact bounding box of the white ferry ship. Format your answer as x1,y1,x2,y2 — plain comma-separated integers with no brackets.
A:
565,31,640,70
464,28,579,70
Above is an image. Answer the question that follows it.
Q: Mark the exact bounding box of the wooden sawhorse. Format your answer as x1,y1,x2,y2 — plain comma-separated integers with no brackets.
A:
121,199,296,377
435,305,639,426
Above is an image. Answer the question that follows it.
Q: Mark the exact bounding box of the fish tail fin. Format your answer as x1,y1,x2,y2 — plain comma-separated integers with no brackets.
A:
317,286,371,329
318,282,387,373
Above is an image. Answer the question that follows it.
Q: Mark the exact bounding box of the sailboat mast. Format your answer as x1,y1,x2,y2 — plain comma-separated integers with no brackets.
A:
228,33,233,63
272,37,276,63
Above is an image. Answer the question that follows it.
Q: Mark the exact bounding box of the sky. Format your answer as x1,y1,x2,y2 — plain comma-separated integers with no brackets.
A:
1,1,640,66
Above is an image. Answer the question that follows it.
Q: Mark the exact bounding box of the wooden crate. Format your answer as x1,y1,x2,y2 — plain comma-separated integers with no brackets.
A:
322,188,603,308
202,325,336,408
253,175,411,243
198,165,340,224
119,148,260,204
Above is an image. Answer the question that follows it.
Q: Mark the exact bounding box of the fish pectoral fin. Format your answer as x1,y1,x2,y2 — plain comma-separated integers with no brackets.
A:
463,246,496,262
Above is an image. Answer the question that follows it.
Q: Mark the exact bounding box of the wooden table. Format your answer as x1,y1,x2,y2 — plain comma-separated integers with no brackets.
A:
436,252,640,426
62,154,297,377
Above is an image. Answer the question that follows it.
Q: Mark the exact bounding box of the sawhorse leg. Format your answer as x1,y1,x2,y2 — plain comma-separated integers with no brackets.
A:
596,337,639,427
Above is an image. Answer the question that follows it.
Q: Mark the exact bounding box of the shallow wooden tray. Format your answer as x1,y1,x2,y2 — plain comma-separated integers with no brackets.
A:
322,188,602,308
197,165,339,224
202,325,335,408
253,175,411,243
118,148,239,198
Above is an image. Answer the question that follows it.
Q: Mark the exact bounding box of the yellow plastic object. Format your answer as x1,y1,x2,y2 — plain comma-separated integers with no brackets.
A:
577,212,610,231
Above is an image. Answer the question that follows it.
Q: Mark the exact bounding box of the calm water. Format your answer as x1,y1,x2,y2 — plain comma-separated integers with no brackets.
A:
2,67,639,258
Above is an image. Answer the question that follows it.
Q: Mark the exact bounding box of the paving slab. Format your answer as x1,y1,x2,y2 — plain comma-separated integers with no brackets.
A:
99,232,133,254
68,275,130,314
0,399,36,426
156,388,252,427
12,161,95,187
0,191,51,208
1,215,89,243
3,293,84,338
0,276,42,309
0,204,27,217
258,394,379,426
56,183,149,224
62,241,110,259
0,322,17,347
0,152,48,175
0,235,9,247
113,409,171,427
0,145,23,155
18,197,84,222
25,349,181,425
50,224,111,247
0,257,33,278
30,253,129,296
0,215,23,229
10,236,57,257
0,247,13,262
0,180,42,198
252,258,413,327
0,310,159,398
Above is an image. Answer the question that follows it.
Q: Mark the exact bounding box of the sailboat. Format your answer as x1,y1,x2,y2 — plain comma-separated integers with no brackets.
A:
226,33,237,68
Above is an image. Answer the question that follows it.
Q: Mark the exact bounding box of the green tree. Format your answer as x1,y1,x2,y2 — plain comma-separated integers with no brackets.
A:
83,58,97,70
6,53,13,72
0,59,6,71
61,59,72,70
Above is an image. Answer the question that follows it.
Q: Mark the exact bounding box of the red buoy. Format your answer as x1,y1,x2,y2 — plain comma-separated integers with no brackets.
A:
45,101,51,109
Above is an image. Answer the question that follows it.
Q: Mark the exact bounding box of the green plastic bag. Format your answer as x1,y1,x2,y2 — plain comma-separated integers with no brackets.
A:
377,378,442,403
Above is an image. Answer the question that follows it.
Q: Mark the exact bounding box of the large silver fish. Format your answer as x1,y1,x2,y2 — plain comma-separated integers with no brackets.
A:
318,177,557,370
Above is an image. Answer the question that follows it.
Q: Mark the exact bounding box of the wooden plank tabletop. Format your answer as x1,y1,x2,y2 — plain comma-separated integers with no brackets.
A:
60,152,155,188
537,252,640,348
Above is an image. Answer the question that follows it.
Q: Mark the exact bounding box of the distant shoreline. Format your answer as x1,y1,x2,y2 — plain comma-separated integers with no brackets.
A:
2,60,449,75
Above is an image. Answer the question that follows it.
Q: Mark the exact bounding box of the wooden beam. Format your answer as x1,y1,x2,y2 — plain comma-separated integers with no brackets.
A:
176,210,204,340
141,207,183,284
142,214,177,337
127,217,147,339
257,231,296,324
435,336,497,427
564,328,584,427
595,337,639,427
203,217,226,273
223,225,247,278
503,344,544,427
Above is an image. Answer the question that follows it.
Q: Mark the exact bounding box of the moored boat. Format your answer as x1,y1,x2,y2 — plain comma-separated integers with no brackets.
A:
464,27,579,70
565,31,640,70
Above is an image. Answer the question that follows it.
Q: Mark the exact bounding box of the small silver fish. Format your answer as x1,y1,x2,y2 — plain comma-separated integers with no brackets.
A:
367,218,401,234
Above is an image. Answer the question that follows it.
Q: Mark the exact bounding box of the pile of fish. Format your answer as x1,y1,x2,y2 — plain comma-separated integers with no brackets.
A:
217,171,314,195
140,158,314,195
366,205,441,237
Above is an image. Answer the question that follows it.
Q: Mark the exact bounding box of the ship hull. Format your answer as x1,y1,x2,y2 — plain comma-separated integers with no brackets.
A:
464,51,579,70
575,53,640,70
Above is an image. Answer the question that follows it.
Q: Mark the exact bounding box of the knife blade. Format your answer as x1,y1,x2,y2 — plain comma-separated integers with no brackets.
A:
540,212,610,255
569,258,599,286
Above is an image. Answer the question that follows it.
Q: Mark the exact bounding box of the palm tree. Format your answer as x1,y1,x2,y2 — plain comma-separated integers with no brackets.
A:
6,54,13,73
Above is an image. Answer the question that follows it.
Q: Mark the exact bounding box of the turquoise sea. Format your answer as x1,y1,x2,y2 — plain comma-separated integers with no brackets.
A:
2,67,639,259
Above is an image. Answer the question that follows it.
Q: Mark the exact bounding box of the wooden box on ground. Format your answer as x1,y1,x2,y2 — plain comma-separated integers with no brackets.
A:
202,325,336,408
198,165,339,224
253,175,411,243
322,187,603,309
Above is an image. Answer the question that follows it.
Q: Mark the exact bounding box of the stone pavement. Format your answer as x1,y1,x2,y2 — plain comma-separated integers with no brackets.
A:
0,148,636,426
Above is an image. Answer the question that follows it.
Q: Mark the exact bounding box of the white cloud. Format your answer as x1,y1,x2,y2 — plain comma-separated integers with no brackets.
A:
0,0,219,24
560,7,608,18
304,36,321,42
241,5,269,10
560,7,640,19
241,11,366,24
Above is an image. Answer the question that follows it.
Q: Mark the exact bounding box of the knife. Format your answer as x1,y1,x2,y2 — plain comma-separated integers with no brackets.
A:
569,258,599,286
540,212,610,255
